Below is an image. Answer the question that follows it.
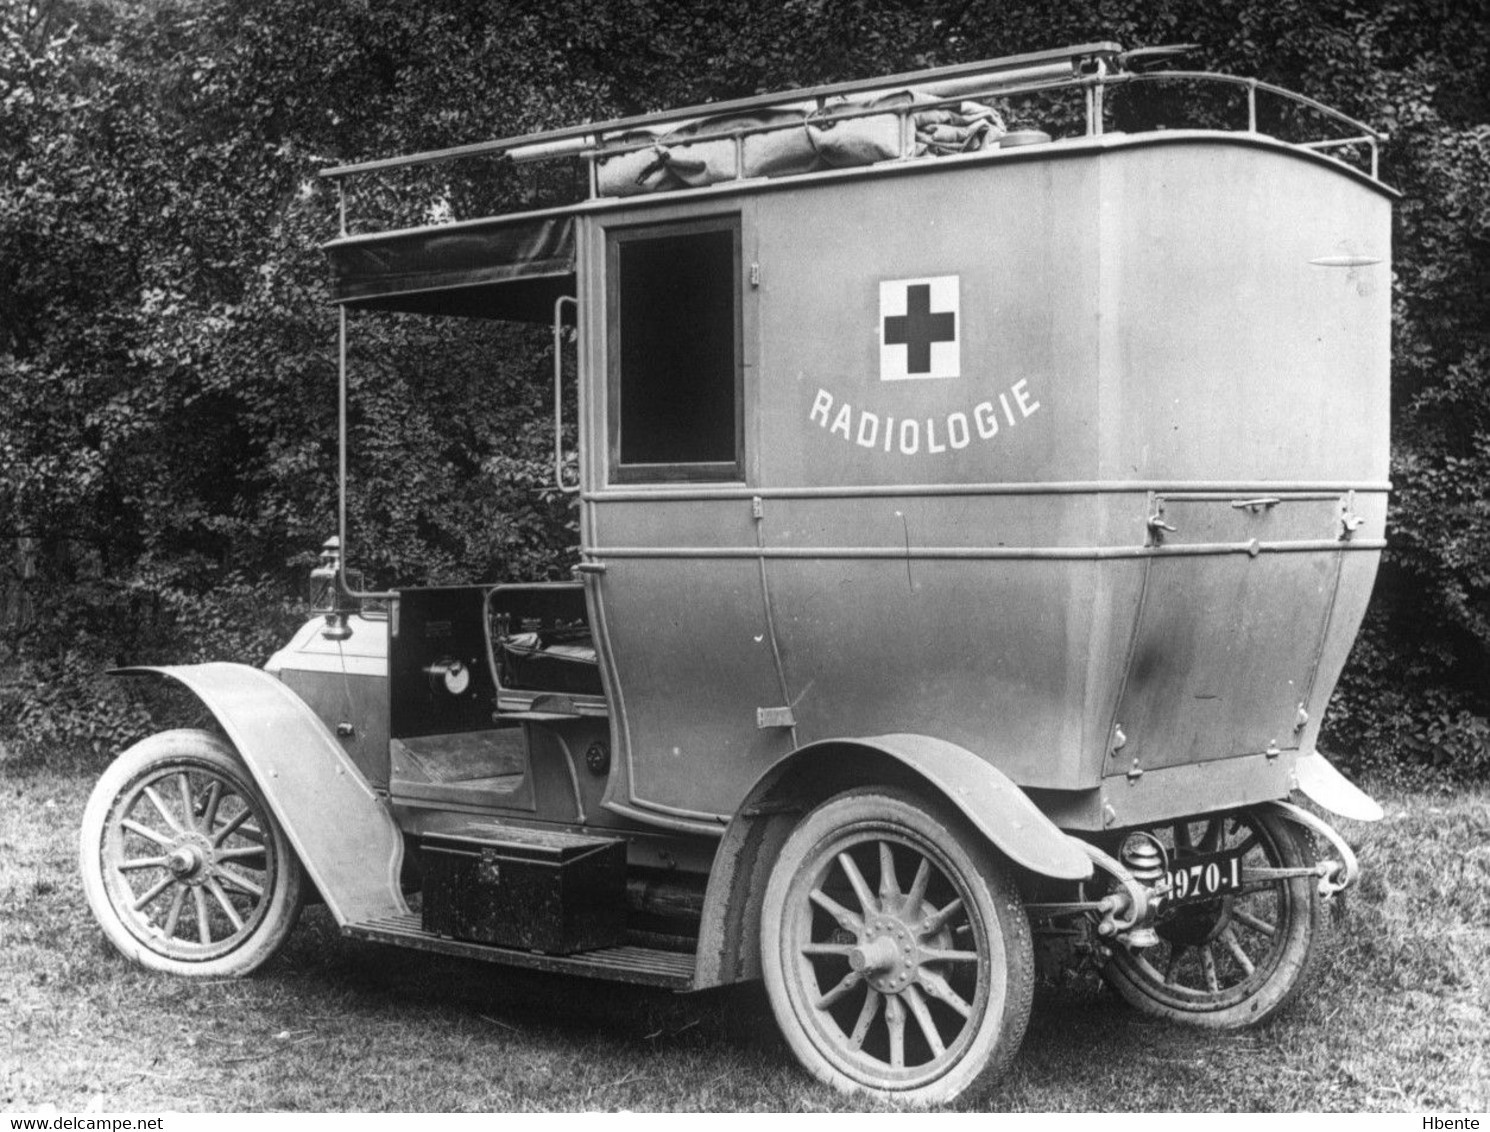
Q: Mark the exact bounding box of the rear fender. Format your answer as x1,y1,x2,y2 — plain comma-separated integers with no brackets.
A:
1293,750,1383,822
114,663,408,925
693,733,1092,988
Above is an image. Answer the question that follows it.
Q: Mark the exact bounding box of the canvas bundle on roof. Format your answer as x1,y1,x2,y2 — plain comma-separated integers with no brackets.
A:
593,91,1007,197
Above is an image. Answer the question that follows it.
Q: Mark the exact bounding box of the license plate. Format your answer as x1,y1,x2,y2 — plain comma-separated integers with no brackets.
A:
1154,849,1243,907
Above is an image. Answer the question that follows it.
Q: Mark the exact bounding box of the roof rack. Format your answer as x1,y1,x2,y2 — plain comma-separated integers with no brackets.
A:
320,42,1388,237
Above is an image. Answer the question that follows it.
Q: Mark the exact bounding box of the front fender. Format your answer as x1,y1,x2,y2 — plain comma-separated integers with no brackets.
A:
114,663,408,926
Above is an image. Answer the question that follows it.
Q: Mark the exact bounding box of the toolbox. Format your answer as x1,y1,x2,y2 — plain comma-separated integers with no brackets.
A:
419,827,627,954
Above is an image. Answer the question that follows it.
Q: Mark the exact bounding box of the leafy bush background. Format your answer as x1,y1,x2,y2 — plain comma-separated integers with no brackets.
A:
1,0,1486,779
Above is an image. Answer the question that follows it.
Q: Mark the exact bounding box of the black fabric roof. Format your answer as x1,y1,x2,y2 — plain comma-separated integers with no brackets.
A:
324,213,575,321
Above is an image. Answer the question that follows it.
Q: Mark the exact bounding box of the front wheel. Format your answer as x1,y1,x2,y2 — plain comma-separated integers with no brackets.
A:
79,729,305,976
760,787,1034,1105
1103,806,1321,1028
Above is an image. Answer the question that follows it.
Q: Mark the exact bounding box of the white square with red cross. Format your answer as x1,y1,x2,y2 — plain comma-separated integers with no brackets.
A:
879,275,960,381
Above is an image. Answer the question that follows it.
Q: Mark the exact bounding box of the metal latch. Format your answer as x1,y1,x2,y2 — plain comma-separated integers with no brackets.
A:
1145,494,1176,544
1339,491,1365,540
1230,497,1281,512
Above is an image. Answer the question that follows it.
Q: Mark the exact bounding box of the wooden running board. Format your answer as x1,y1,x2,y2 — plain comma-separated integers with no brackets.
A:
342,912,696,989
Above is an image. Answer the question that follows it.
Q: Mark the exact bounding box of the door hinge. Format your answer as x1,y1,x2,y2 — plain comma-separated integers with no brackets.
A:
757,706,796,729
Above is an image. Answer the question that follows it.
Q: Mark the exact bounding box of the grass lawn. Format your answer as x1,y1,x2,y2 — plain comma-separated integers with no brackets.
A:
2,758,1486,1112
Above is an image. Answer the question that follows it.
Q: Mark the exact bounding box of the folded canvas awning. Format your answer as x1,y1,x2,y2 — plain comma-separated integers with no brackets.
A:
324,213,575,321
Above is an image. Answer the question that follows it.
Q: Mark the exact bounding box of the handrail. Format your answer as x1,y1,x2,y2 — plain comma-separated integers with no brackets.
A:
1101,69,1385,142
318,42,1119,179
1097,69,1385,178
553,295,580,494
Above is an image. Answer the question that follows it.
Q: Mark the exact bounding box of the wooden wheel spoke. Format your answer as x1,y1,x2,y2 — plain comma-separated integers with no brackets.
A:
193,887,212,944
884,993,906,1068
904,858,931,914
177,773,196,830
200,781,224,833
141,786,184,835
836,851,878,916
161,885,187,939
801,942,854,957
1164,946,1185,986
131,874,177,912
1173,822,1193,851
919,946,979,964
878,842,901,904
1234,832,1259,858
1200,944,1220,992
1231,907,1277,938
810,888,864,934
814,969,862,1010
211,807,252,847
917,968,973,1018
919,897,963,937
1220,926,1256,976
214,846,267,864
120,818,173,847
1202,817,1224,853
902,985,946,1058
848,988,881,1050
118,856,171,872
205,877,244,931
214,866,264,900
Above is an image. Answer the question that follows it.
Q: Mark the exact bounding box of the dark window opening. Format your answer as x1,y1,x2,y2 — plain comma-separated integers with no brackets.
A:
613,222,740,475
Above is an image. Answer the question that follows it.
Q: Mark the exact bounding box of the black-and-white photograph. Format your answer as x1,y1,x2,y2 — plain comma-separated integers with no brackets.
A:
2,0,1486,1116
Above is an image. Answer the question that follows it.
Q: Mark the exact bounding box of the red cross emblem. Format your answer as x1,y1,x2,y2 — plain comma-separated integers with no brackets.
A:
880,276,959,380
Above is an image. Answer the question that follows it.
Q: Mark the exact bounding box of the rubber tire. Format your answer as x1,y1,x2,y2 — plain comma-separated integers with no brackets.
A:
1103,807,1322,1029
80,729,305,977
760,786,1034,1106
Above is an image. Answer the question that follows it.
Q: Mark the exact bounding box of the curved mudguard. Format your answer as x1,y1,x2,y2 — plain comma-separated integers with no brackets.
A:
843,734,1094,879
114,663,409,925
693,733,1091,988
1294,750,1383,822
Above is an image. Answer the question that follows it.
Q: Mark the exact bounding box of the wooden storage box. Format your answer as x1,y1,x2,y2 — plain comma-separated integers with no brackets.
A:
420,828,626,954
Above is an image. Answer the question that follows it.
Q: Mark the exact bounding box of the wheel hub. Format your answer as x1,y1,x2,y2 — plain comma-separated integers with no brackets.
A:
1158,896,1232,948
166,833,214,884
855,914,921,993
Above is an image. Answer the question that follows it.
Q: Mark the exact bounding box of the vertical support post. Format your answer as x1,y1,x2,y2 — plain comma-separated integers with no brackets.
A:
1247,80,1258,133
337,177,348,237
553,295,580,493
1091,60,1106,137
318,302,356,640
338,304,349,565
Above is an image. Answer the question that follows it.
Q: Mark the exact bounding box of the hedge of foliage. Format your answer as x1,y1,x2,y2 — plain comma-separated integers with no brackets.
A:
1,0,1486,779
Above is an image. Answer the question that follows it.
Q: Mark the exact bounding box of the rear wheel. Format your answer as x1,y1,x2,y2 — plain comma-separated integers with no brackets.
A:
1103,807,1320,1028
80,729,304,976
760,787,1033,1105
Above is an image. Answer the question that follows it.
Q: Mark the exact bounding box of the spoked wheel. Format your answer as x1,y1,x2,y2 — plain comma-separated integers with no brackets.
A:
80,729,304,976
761,787,1033,1105
1104,806,1320,1029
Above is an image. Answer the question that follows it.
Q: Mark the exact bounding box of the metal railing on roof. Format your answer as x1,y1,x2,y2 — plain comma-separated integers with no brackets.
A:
321,44,1387,237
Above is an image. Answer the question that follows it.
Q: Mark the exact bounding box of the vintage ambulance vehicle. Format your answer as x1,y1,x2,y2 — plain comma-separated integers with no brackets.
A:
80,43,1392,1103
